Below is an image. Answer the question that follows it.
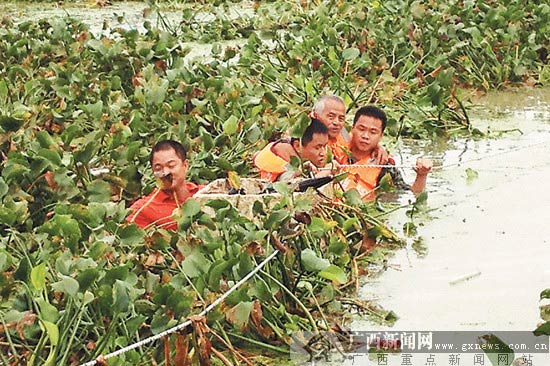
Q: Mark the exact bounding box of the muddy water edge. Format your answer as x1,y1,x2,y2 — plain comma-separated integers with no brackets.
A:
349,87,550,365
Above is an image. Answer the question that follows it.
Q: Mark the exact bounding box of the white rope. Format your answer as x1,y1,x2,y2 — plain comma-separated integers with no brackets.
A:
318,164,418,170
318,137,550,171
78,249,280,366
437,137,549,169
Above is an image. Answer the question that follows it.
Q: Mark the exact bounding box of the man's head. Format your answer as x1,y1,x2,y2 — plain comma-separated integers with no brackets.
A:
292,118,329,167
150,140,189,191
312,95,346,140
350,105,386,155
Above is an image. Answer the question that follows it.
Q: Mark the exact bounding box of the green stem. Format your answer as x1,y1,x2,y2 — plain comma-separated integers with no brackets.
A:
260,270,319,334
58,301,87,366
29,331,48,366
227,332,288,354
1,318,20,362
92,313,120,358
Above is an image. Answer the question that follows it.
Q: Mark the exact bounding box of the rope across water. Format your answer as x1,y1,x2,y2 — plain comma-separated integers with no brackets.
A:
317,136,550,171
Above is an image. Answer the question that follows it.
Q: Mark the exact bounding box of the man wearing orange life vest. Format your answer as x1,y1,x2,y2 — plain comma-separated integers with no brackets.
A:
254,119,334,182
310,95,389,165
340,105,432,200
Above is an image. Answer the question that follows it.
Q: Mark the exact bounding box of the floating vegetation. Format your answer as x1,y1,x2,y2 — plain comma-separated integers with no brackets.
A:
0,0,548,365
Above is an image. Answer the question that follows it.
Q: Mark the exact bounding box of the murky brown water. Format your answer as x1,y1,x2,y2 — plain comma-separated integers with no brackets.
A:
349,88,550,365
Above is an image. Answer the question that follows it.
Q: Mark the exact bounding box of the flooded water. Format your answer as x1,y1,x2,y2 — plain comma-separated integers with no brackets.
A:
2,1,249,62
2,1,254,33
347,88,550,365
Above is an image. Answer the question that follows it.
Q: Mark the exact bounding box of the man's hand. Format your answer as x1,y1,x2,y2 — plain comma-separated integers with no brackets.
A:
372,145,389,165
414,158,433,176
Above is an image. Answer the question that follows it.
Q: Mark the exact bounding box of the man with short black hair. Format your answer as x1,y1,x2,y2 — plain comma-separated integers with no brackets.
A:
254,119,332,182
127,140,201,230
311,95,389,165
341,105,432,200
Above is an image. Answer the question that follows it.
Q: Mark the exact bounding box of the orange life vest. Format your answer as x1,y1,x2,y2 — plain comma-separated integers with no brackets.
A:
339,154,396,200
328,132,351,165
253,142,289,182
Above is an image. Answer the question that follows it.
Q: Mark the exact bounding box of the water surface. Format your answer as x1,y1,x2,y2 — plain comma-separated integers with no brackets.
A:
349,88,550,365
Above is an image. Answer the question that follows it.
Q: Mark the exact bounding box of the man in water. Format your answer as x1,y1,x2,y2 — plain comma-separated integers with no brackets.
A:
127,140,201,230
341,105,432,200
254,118,333,182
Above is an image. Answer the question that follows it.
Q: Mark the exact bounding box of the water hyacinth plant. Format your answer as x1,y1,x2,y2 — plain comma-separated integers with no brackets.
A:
0,0,549,364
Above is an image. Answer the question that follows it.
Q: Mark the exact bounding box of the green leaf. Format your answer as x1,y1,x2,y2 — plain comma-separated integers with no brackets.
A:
113,280,130,313
297,280,313,292
74,142,97,164
0,251,11,272
534,321,550,336
86,179,111,203
479,334,514,365
82,291,95,305
118,225,144,246
403,222,417,237
0,115,24,132
31,262,47,291
318,265,348,284
343,189,363,205
37,148,62,167
301,249,330,272
14,258,30,282
328,237,347,256
51,274,79,296
226,301,253,329
42,320,59,346
55,215,81,251
208,258,238,291
248,279,275,302
223,115,239,135
166,290,193,318
37,299,59,323
0,177,8,199
206,199,230,210
540,289,550,300
182,198,201,217
146,79,169,105
181,250,211,278
414,191,428,205
264,209,290,229
384,310,398,324
465,168,479,183
77,268,99,292
342,47,360,61
0,79,8,100
308,217,338,236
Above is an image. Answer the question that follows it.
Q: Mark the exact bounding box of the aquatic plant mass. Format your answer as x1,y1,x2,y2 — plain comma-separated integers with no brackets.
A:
0,0,548,365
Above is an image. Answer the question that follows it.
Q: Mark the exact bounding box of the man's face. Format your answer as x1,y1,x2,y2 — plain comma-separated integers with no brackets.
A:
301,133,329,167
151,148,188,191
351,115,384,155
314,99,346,140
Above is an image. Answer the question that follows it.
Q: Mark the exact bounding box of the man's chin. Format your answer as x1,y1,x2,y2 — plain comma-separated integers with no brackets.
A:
357,143,373,152
159,180,175,191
